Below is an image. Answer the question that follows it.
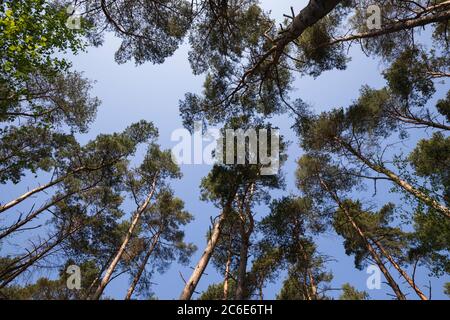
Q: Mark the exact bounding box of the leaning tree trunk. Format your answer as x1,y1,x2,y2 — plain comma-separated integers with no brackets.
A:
0,166,86,214
371,237,428,300
179,194,236,301
125,232,161,300
91,176,158,300
179,207,230,300
0,182,98,240
321,181,406,300
340,203,406,300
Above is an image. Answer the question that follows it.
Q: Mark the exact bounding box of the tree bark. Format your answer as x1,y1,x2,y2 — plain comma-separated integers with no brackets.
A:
235,225,250,300
235,0,342,91
271,0,343,63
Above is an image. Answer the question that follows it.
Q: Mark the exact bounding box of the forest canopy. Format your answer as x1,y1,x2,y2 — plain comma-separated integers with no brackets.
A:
0,0,449,301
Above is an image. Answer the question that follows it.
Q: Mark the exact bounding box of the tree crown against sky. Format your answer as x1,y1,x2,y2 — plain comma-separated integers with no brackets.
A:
0,0,449,300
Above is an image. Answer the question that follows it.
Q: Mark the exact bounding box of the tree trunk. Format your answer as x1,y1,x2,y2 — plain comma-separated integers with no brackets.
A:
91,176,158,300
0,221,85,288
371,238,428,300
0,182,97,240
223,249,232,300
179,198,234,300
0,166,86,214
297,240,318,300
341,204,406,300
83,253,116,299
271,0,342,64
321,180,406,300
125,232,161,300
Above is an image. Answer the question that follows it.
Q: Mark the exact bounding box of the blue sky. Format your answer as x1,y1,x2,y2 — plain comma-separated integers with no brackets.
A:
2,0,449,300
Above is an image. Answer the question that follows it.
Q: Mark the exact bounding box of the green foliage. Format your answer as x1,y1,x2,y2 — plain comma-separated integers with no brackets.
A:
295,12,348,77
0,0,86,83
436,91,450,122
409,208,450,276
339,283,369,300
333,201,407,270
409,132,450,204
383,48,436,107
445,282,450,298
81,0,192,65
0,260,99,300
199,280,237,300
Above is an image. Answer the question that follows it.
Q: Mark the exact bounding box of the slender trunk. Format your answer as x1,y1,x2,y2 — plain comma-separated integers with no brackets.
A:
125,232,161,300
0,157,126,215
91,176,158,300
302,271,311,300
371,238,428,300
0,182,97,240
321,180,406,300
223,249,232,300
336,137,450,218
0,166,86,214
0,236,60,287
179,200,233,300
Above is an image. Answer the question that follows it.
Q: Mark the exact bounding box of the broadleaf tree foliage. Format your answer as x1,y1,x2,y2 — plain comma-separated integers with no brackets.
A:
0,0,449,300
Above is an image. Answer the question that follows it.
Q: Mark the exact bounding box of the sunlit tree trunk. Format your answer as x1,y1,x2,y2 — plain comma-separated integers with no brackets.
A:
0,166,87,214
179,199,234,300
